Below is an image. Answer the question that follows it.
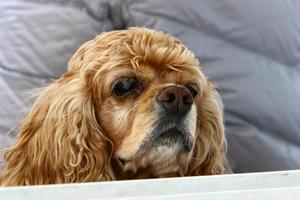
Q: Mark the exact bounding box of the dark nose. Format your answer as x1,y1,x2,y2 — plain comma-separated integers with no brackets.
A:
156,86,193,117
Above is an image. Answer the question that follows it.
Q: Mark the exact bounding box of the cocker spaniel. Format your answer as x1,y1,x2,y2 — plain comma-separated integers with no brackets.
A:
0,27,226,186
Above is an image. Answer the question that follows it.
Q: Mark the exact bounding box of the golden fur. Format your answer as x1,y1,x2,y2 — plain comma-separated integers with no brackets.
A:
0,27,227,186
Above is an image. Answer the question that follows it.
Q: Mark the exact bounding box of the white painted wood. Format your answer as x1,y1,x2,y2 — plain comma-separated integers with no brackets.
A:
113,187,300,200
0,170,299,199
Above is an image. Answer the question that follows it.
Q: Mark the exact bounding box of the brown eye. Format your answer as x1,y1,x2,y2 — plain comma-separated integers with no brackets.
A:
185,83,199,97
112,78,141,97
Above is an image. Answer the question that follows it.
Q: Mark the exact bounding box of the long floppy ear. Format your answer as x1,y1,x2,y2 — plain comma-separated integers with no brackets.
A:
0,72,114,186
187,83,227,175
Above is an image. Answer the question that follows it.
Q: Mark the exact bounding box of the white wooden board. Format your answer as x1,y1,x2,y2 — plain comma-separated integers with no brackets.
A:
0,170,299,199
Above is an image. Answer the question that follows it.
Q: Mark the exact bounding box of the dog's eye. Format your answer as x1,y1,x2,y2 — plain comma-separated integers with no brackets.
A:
185,83,199,97
112,78,141,97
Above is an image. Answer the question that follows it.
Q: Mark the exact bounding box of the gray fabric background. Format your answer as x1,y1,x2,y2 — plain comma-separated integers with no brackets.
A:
1,0,299,173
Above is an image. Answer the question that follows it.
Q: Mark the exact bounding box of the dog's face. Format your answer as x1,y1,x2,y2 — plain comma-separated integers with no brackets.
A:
1,28,226,186
98,63,203,177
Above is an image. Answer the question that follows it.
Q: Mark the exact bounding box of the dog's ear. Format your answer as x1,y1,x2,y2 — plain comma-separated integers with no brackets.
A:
187,83,227,175
0,76,114,186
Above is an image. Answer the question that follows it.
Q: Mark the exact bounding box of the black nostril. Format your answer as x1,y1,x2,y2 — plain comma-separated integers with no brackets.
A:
183,94,193,105
167,92,176,103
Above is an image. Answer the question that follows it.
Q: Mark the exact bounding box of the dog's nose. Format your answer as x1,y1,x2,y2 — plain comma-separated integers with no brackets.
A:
156,86,193,117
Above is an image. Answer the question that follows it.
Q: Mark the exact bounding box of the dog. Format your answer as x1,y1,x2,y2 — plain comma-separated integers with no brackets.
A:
0,27,226,186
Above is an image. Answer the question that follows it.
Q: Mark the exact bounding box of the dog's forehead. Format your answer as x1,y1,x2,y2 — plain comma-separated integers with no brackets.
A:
136,63,198,82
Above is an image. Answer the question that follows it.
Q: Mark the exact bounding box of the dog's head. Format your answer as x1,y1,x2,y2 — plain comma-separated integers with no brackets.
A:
0,27,226,185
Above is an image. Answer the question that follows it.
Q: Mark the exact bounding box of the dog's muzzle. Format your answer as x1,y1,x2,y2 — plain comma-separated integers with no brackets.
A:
116,85,196,167
137,85,195,154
